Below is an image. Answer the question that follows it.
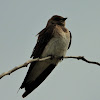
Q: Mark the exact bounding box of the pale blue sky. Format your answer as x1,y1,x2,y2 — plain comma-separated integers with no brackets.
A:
0,0,100,100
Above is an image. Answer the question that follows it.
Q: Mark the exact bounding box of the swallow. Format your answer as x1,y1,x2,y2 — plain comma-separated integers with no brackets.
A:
20,15,72,98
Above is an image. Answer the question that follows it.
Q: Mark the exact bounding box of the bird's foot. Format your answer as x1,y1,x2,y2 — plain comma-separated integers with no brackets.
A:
59,56,64,60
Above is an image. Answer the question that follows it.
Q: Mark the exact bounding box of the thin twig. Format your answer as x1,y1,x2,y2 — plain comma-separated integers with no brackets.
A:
64,56,100,66
0,56,100,79
0,56,51,79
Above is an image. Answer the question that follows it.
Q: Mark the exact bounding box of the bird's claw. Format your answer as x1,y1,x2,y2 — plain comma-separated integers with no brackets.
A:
59,56,64,60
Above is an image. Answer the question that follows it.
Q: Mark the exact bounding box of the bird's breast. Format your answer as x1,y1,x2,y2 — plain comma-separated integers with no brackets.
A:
42,31,70,58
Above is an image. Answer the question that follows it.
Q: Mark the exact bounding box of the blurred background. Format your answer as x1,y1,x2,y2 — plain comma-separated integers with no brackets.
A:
0,0,100,100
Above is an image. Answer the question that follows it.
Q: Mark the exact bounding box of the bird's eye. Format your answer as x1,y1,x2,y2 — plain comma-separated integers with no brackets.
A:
54,17,62,21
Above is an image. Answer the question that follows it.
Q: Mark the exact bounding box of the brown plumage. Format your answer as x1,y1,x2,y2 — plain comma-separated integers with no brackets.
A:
20,15,72,98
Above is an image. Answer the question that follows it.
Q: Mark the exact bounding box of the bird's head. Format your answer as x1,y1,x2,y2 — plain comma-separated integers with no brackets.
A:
46,15,67,27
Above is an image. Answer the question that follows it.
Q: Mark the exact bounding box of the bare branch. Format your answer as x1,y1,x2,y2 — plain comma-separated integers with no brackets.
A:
0,56,51,79
0,56,100,79
64,56,100,66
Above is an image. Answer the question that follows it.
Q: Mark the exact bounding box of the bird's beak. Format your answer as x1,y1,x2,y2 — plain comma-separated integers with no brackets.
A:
62,17,67,21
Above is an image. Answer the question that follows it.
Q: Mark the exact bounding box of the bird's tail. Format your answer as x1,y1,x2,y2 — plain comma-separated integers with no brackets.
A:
21,64,56,98
22,91,31,98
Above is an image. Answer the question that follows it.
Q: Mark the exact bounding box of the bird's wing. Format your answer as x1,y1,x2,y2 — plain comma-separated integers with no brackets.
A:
68,31,72,49
20,24,56,97
30,25,55,58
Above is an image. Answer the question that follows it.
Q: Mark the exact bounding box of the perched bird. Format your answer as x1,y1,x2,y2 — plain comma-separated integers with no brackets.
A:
20,15,72,98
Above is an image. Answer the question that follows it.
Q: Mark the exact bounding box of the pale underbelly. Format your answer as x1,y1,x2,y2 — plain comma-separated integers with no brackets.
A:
42,37,69,58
